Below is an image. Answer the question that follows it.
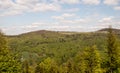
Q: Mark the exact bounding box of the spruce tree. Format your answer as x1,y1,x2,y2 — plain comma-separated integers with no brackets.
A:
35,57,59,73
22,60,29,73
65,59,76,73
83,46,102,73
0,31,21,73
106,27,120,73
74,52,86,73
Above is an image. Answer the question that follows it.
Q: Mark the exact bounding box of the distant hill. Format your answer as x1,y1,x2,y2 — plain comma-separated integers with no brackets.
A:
8,30,81,37
97,28,120,34
19,28,120,36
20,30,81,35
7,30,61,37
7,28,120,37
21,30,58,35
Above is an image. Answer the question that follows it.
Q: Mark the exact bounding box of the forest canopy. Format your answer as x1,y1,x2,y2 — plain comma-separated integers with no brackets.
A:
0,28,120,73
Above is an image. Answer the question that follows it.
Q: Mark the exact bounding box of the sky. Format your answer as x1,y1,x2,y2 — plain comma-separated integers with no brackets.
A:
0,0,120,35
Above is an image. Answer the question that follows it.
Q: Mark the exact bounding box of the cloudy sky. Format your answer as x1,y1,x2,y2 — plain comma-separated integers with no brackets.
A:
0,0,120,35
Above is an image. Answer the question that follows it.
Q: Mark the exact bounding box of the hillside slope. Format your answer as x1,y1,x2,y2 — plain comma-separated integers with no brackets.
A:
7,29,120,65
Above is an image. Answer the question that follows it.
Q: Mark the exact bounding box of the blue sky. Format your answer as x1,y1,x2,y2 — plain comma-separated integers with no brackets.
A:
0,0,120,35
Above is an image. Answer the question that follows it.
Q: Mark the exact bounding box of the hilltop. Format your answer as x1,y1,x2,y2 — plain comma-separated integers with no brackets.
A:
7,28,120,37
97,28,120,34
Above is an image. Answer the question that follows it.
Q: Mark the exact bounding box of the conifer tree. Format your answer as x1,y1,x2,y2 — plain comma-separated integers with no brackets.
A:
0,31,21,73
82,46,102,73
35,57,59,73
65,59,76,73
106,27,120,73
22,60,29,73
75,51,86,73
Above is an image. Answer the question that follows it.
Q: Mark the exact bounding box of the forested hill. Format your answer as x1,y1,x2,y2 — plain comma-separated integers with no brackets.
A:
97,28,120,34
5,28,120,72
7,28,120,37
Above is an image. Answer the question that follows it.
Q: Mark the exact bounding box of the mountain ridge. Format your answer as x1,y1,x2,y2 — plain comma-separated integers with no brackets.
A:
6,28,120,36
97,28,120,34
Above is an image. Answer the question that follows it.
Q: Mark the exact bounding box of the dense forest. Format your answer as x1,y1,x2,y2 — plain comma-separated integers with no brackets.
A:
0,27,120,73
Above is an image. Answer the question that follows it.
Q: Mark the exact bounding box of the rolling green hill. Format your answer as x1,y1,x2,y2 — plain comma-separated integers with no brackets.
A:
6,28,120,66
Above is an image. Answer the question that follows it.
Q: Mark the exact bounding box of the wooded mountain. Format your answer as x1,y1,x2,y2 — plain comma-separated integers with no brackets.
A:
97,28,120,34
1,28,120,73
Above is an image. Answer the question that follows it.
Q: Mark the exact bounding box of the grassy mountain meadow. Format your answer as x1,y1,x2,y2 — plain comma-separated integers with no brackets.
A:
1,28,120,73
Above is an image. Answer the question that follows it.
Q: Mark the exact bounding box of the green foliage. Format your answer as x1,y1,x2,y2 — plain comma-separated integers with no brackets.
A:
0,31,21,73
35,57,59,73
74,51,87,73
84,46,102,73
4,29,120,73
62,59,76,73
7,31,109,65
22,60,29,73
75,46,102,73
105,27,120,73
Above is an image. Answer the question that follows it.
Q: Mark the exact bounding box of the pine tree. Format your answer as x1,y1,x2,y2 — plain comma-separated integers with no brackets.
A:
0,31,21,73
35,57,59,73
65,59,76,73
35,65,41,73
22,60,29,73
106,27,120,73
75,51,86,73
82,46,102,73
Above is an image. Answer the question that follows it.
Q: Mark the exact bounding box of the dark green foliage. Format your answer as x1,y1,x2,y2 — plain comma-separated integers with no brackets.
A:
22,60,29,73
105,27,120,73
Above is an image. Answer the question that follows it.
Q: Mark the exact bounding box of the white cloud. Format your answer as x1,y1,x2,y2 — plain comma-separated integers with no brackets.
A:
103,0,119,5
16,0,61,12
98,16,120,28
52,13,86,24
16,0,39,5
63,8,80,12
54,0,80,4
52,13,92,25
82,0,100,5
51,14,99,30
99,16,114,22
61,13,76,18
99,16,113,26
0,0,61,16
21,22,48,29
0,10,23,16
59,19,87,24
32,3,61,12
21,25,38,29
114,6,120,10
52,13,76,20
0,0,14,9
61,0,80,4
